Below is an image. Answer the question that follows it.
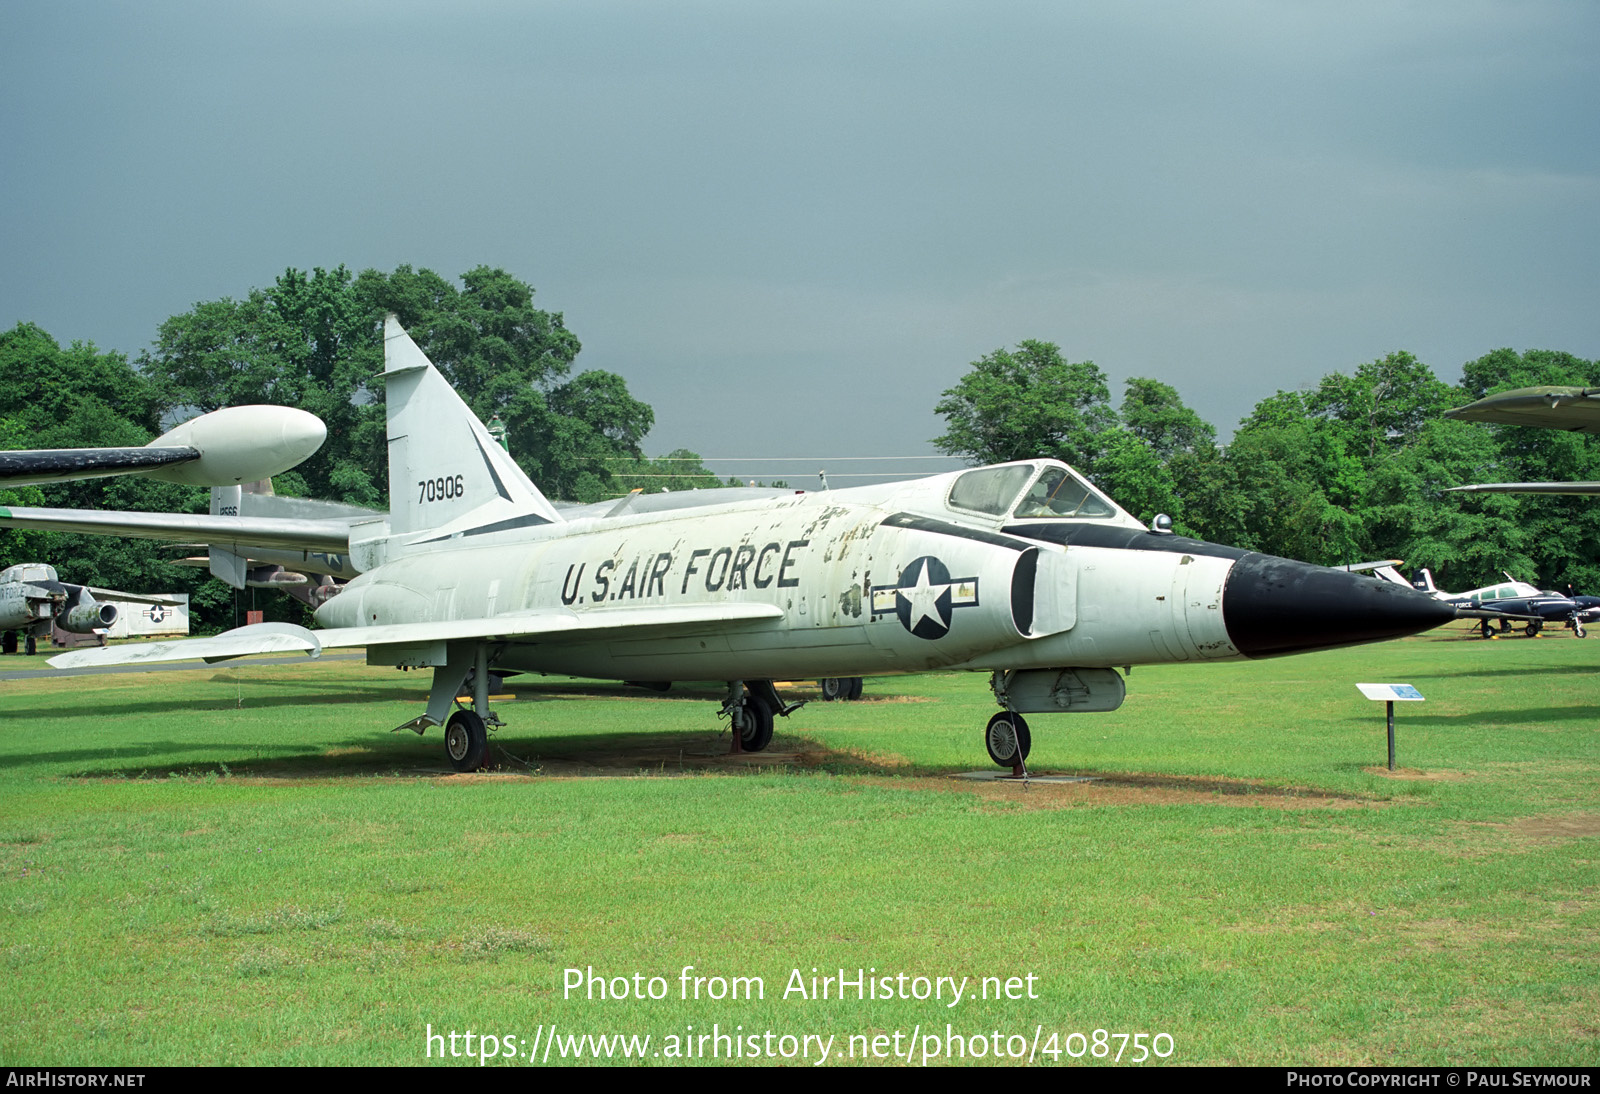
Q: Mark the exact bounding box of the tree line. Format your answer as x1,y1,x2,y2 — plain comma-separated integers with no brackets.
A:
0,264,719,627
934,341,1600,593
3,263,1597,632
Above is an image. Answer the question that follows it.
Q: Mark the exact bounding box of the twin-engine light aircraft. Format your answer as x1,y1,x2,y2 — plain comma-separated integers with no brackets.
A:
35,317,1456,771
1411,569,1597,638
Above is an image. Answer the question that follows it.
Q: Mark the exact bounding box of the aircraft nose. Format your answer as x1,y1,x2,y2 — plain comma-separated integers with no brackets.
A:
1222,554,1457,658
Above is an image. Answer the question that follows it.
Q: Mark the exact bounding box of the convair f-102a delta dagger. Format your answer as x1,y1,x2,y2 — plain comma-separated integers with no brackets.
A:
34,317,1456,771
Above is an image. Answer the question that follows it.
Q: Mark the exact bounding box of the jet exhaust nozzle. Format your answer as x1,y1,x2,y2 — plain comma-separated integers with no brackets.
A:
60,600,117,633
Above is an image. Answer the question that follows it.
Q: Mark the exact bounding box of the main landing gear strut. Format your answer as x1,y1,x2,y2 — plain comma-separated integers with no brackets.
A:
818,677,863,701
722,680,804,754
395,644,504,772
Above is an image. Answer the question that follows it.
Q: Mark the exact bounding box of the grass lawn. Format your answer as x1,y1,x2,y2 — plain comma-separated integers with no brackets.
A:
0,622,1595,1066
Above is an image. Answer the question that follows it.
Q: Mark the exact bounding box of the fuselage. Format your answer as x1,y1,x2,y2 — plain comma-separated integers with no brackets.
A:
317,461,1453,681
1438,579,1585,623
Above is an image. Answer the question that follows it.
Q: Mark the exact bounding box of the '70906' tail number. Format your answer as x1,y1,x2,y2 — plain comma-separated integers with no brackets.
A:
419,475,466,503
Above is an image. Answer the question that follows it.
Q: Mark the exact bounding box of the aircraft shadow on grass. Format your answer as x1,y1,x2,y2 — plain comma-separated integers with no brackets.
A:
40,732,1376,806
1400,706,1596,728
8,688,424,721
1413,663,1597,681
46,729,902,781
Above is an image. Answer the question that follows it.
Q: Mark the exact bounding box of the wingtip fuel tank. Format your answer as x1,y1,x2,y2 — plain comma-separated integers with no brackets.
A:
145,405,326,487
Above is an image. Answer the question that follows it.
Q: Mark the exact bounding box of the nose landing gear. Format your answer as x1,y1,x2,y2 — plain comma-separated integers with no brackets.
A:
984,710,1031,770
722,680,804,753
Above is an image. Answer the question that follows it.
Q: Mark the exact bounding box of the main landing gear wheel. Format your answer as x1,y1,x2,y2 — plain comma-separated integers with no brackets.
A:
1,631,15,655
739,694,775,752
1576,622,1587,638
985,711,1031,768
445,709,488,772
819,677,864,701
24,634,36,656
1526,620,1543,637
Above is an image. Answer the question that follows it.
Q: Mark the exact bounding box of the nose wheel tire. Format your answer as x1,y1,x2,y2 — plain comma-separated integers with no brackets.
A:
985,711,1031,767
445,709,488,772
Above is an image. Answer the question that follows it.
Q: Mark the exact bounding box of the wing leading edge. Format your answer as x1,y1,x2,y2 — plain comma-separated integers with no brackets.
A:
0,506,354,552
47,602,787,670
1446,482,1600,496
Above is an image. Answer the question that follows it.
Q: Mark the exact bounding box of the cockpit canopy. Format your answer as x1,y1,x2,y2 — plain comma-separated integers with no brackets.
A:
1475,581,1543,601
945,462,1121,522
0,563,58,585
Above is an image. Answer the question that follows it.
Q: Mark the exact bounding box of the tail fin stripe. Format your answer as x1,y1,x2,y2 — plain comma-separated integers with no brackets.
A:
414,512,551,545
473,433,513,502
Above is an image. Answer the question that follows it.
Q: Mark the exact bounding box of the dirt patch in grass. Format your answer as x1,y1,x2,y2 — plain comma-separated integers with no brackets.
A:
1442,812,1600,858
1362,766,1469,780
1509,812,1600,843
892,771,1378,810
474,734,918,777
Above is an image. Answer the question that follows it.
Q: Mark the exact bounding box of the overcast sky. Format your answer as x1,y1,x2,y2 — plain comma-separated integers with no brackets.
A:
4,1,1597,486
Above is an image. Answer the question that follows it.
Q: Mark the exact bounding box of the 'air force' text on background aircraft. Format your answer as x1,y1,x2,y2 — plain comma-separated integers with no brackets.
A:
7,318,1456,771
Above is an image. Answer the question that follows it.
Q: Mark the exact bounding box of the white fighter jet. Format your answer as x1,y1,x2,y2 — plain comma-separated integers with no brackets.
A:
17,317,1455,771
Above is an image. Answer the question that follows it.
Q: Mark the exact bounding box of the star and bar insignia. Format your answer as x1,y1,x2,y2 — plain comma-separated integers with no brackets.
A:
871,555,979,640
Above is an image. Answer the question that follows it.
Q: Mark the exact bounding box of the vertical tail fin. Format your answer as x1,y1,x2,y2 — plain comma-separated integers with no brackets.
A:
382,315,562,536
208,484,246,587
1414,567,1438,594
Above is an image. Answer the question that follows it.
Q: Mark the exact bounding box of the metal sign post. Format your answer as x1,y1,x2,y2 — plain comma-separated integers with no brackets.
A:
1355,683,1426,771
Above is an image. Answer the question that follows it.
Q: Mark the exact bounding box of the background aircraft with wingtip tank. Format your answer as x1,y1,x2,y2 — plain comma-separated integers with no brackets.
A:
1445,386,1600,496
5,317,1457,773
0,404,327,489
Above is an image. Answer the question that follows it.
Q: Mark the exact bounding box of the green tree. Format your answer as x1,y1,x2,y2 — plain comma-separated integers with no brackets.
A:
1093,428,1182,526
142,267,386,506
1120,377,1216,460
933,341,1117,473
1213,419,1366,564
142,265,657,507
611,450,724,496
0,324,211,613
1307,351,1455,463
1099,378,1217,529
0,322,160,441
1363,419,1535,591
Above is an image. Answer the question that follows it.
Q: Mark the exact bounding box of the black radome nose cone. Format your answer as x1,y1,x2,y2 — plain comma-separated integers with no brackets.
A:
1223,554,1457,658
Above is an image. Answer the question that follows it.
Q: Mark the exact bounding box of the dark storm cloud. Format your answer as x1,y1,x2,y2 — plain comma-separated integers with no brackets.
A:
3,1,1596,476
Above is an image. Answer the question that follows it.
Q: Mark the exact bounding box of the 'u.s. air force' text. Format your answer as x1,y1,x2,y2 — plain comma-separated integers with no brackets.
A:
561,540,810,605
